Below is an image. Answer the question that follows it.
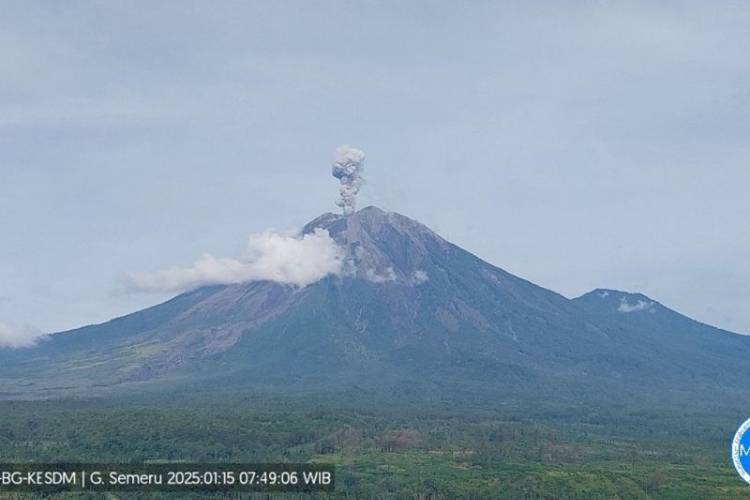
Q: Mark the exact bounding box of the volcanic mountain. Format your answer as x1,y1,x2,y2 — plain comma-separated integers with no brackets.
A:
1,206,749,406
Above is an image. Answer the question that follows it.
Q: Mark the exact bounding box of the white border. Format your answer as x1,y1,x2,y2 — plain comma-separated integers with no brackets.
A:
732,418,750,484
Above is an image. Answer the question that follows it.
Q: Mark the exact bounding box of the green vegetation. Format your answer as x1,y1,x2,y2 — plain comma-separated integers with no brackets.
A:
0,392,747,499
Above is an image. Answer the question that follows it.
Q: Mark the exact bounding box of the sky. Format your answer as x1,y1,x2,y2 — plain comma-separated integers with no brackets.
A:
1,1,748,335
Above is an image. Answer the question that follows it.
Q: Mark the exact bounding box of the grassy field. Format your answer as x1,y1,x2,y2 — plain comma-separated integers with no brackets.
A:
0,394,747,499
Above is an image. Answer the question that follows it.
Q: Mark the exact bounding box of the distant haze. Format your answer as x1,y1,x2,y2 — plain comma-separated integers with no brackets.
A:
0,2,748,334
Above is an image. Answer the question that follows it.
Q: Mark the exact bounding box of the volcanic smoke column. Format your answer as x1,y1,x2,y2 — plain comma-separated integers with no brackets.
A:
331,145,366,215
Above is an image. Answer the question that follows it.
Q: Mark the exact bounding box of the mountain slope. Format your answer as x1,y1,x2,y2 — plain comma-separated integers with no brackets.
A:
1,207,749,408
574,289,750,384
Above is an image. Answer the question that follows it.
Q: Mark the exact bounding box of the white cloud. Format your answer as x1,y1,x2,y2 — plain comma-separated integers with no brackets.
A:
618,297,654,313
364,267,397,283
364,268,429,285
411,270,429,285
125,229,343,293
0,322,49,349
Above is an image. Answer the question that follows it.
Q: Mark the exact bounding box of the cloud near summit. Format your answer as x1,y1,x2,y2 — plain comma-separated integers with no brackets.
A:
0,323,49,349
125,229,344,293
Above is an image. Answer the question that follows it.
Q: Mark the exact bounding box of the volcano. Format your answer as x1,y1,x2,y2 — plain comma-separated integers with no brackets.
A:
2,207,749,407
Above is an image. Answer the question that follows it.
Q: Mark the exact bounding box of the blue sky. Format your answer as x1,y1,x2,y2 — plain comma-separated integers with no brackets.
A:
1,1,748,334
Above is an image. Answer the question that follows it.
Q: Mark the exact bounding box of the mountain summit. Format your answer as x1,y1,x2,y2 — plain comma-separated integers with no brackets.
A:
1,207,749,405
302,206,445,285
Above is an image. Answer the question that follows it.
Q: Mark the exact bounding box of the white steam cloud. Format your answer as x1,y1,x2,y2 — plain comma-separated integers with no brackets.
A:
618,297,655,313
0,322,49,349
363,268,429,286
411,270,429,285
332,145,365,215
365,267,397,283
126,229,344,294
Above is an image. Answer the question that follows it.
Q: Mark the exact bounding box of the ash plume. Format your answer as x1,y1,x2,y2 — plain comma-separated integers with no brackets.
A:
331,145,365,215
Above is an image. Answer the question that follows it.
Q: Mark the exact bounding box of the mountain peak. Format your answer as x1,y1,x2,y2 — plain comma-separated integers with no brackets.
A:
301,206,391,234
584,288,654,300
303,206,447,285
357,205,387,215
303,206,424,229
576,289,660,314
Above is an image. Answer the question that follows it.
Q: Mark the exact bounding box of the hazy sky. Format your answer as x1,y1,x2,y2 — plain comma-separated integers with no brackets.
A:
1,1,748,334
